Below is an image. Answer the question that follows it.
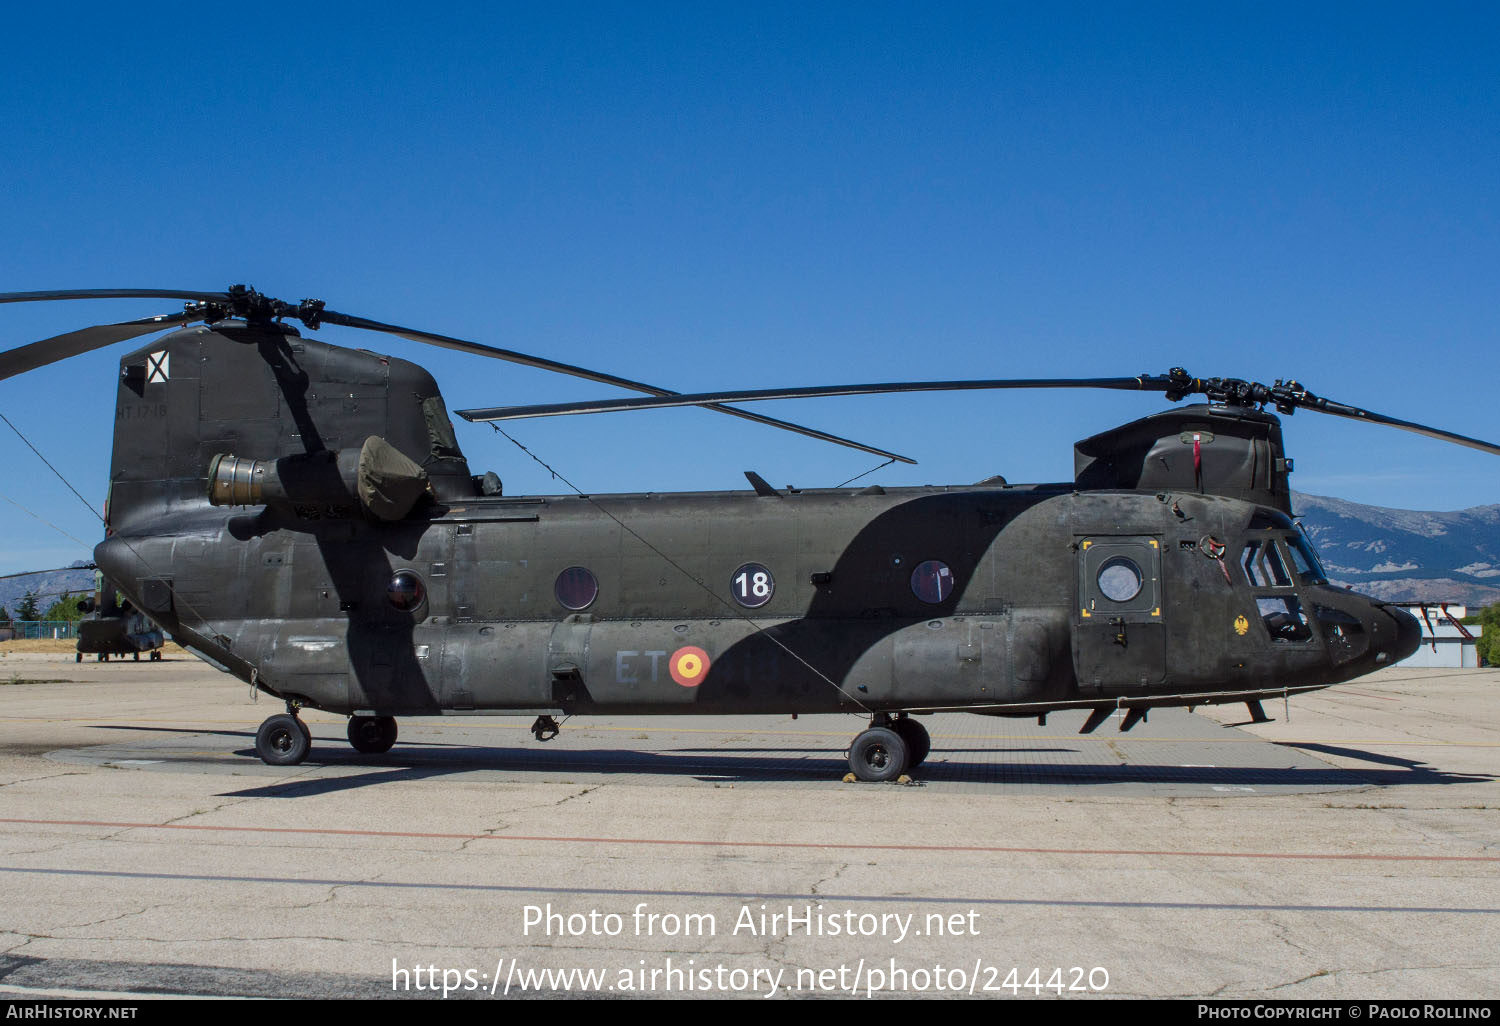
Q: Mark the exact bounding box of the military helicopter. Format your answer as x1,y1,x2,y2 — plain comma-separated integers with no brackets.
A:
73,570,166,663
0,565,163,661
3,286,1492,781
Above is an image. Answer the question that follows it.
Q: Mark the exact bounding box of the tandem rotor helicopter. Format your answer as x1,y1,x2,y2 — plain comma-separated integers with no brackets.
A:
3,286,1494,781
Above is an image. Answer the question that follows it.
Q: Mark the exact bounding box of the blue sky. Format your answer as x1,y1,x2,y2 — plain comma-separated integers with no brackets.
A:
2,3,1497,575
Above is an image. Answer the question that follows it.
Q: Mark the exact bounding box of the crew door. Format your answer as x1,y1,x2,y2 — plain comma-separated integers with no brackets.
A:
1073,536,1165,689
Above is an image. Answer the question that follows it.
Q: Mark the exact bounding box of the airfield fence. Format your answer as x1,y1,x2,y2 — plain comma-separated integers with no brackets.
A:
0,621,82,641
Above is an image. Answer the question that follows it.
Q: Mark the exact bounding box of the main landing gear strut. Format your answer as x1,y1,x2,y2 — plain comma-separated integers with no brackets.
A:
846,713,931,783
254,703,313,766
253,705,402,765
347,715,399,754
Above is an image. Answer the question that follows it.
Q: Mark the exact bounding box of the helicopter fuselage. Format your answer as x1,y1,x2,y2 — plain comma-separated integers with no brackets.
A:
94,481,1417,721
81,318,1420,746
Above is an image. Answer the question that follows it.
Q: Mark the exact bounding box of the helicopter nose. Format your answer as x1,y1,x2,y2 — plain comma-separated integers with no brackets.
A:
1387,605,1422,664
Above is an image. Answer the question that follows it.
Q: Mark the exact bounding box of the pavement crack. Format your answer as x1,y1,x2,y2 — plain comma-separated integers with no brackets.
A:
160,797,253,827
1267,968,1334,992
1,936,37,955
0,771,90,789
457,821,509,853
552,785,601,807
287,884,350,911
808,862,850,896
3,841,80,858
64,904,170,931
484,785,605,824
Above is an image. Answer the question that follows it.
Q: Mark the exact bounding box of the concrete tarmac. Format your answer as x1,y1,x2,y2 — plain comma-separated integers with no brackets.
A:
0,648,1495,1000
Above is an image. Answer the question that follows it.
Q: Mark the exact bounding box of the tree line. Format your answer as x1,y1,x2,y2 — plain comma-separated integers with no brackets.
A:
1463,603,1499,667
0,591,87,625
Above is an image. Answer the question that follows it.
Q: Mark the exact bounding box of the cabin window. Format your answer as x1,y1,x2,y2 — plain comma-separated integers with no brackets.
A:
1096,557,1144,603
731,563,775,608
910,560,955,603
554,567,599,611
387,570,426,611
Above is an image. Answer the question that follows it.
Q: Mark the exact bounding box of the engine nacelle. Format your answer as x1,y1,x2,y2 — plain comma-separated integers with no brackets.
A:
207,435,430,521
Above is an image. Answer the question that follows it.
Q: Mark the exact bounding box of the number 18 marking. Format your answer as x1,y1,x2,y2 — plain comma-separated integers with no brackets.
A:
731,563,775,608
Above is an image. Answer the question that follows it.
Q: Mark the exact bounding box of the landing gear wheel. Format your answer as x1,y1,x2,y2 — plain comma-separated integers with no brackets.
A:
892,717,931,768
848,727,909,783
347,715,398,754
150,650,162,661
256,713,310,766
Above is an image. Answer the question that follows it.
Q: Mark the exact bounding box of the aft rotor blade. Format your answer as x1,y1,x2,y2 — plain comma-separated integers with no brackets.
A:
318,308,916,464
0,564,96,582
457,376,1164,422
0,311,197,382
0,288,230,306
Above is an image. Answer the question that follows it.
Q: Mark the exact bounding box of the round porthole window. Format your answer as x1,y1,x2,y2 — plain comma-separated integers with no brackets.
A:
555,566,599,611
910,560,955,604
387,570,425,611
730,562,775,608
1097,557,1143,602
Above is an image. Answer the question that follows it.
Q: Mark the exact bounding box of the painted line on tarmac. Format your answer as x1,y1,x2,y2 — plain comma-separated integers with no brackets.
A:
0,865,1495,915
2,817,1497,863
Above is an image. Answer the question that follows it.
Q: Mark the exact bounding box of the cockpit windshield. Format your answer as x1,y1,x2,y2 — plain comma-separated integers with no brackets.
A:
1284,531,1327,585
1240,510,1329,589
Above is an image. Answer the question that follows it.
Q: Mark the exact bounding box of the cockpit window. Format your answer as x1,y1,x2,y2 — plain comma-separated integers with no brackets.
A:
1241,540,1292,588
1257,596,1313,642
1264,543,1292,586
1284,533,1327,585
1241,542,1264,587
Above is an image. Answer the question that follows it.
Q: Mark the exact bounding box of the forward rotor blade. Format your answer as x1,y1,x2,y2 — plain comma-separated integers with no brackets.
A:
318,308,916,464
1289,392,1500,456
457,376,1164,422
0,311,197,382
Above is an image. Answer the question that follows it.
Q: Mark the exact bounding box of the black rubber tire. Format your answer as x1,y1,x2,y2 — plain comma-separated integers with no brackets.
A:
848,727,909,782
256,714,310,766
347,715,398,754
892,717,931,768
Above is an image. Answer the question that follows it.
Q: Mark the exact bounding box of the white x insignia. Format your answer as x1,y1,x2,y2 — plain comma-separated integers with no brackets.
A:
146,351,169,384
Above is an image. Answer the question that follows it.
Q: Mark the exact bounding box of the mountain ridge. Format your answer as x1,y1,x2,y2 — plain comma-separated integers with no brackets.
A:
1293,492,1500,607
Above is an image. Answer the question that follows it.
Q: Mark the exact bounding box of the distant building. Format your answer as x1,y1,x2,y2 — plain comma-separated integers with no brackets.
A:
1392,603,1483,668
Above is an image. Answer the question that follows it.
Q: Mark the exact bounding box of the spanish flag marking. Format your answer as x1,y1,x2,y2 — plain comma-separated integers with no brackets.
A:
669,646,711,688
